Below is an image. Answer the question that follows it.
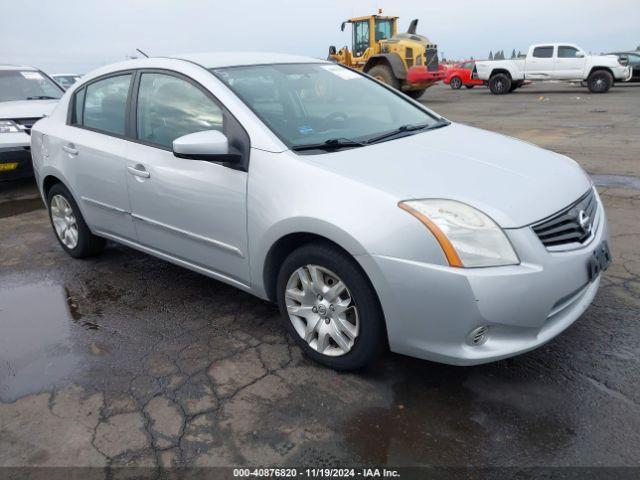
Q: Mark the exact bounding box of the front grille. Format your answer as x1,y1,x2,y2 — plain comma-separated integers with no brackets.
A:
14,117,42,135
532,189,597,248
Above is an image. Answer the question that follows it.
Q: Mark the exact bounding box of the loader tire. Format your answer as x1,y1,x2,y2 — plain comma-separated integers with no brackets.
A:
367,64,400,90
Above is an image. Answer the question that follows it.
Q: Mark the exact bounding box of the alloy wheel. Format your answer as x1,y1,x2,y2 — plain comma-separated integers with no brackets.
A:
285,264,359,356
50,194,79,249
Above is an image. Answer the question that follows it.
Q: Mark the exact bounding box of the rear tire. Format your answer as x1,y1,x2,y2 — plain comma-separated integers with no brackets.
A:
47,183,105,258
449,76,462,89
489,73,512,94
405,89,426,99
587,70,613,93
367,64,400,90
276,242,385,370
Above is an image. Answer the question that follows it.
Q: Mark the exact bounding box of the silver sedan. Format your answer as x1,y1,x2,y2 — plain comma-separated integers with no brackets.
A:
30,53,611,370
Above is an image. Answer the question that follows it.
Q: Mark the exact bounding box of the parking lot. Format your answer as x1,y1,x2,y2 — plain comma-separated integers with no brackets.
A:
1,82,639,470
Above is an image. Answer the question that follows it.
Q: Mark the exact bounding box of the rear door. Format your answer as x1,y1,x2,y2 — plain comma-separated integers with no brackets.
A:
59,72,136,240
526,46,555,79
123,70,250,285
554,45,586,79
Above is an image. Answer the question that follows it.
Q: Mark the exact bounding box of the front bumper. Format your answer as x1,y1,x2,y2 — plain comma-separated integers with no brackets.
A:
1,132,33,181
359,192,609,365
614,65,633,82
406,66,447,86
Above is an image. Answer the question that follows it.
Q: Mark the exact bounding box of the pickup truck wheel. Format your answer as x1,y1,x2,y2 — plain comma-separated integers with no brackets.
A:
489,73,512,94
367,64,400,90
450,77,462,89
587,70,613,93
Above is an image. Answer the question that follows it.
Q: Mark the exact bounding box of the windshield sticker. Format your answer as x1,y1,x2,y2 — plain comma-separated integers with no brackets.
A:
21,71,44,81
321,65,361,80
298,125,314,135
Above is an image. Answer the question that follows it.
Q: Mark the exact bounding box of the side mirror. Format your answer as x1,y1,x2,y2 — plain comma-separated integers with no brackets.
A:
172,130,240,165
575,51,585,58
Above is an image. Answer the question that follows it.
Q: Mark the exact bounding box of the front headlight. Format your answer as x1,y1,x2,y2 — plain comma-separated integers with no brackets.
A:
0,120,20,134
399,199,519,267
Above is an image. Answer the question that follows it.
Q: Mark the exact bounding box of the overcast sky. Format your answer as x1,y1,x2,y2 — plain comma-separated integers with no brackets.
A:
1,0,638,73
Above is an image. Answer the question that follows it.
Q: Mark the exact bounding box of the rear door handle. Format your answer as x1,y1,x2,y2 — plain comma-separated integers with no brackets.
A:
62,144,78,155
127,164,150,179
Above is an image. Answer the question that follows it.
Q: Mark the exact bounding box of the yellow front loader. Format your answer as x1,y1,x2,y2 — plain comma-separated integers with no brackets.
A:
328,11,446,98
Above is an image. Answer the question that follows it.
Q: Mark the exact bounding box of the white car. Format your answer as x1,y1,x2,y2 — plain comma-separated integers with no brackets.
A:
474,43,632,94
51,73,83,90
1,64,63,180
31,53,610,370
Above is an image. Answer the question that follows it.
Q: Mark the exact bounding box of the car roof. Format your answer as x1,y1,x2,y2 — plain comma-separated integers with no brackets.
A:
171,51,326,68
0,64,39,71
52,73,80,77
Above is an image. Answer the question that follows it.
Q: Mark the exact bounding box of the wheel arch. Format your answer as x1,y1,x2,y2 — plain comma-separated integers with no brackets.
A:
489,68,513,79
364,53,407,80
588,66,614,78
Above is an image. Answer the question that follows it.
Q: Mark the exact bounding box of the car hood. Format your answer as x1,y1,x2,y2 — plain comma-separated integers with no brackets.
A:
305,123,591,228
0,99,58,119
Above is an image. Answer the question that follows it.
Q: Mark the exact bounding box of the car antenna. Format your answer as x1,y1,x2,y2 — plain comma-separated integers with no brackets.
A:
136,48,149,58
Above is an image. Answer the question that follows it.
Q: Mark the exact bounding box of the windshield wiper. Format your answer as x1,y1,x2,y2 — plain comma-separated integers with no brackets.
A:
365,119,450,145
26,95,58,100
291,137,365,152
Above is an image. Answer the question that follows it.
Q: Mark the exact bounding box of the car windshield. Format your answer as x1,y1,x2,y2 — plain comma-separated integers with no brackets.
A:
212,63,441,150
54,75,81,89
0,70,64,102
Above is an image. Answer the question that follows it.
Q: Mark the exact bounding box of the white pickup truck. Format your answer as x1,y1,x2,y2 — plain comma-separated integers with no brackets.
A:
474,43,632,94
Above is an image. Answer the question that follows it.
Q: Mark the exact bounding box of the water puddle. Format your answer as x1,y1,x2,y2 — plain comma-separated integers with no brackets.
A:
0,283,81,402
0,196,44,218
591,174,640,191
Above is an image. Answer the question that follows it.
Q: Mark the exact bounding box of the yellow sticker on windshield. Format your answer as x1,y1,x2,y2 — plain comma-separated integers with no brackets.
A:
321,65,361,80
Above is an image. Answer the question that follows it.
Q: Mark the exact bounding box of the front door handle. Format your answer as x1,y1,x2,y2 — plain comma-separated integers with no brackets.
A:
62,144,78,155
127,165,150,179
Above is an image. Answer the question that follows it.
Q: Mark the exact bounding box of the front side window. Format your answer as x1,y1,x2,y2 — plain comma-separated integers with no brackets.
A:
375,19,392,42
627,53,640,65
136,73,223,149
533,46,554,58
558,46,580,58
353,21,370,55
83,74,132,135
213,63,440,149
0,70,64,102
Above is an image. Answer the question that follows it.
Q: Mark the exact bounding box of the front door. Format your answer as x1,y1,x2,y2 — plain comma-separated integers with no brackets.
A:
124,71,250,285
554,45,587,79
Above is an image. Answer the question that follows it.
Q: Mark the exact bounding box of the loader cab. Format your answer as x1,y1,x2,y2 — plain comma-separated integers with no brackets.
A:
342,15,398,59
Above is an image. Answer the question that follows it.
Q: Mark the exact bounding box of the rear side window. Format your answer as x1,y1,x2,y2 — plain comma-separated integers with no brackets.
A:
136,73,223,149
558,46,579,58
82,74,132,136
532,46,554,58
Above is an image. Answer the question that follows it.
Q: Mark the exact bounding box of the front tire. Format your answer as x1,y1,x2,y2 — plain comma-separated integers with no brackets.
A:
47,183,105,258
276,242,385,370
449,77,462,89
489,73,512,94
405,89,426,99
587,70,613,93
367,64,400,90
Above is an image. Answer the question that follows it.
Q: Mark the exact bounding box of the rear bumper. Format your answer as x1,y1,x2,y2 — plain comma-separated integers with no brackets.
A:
0,140,33,181
406,66,447,86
